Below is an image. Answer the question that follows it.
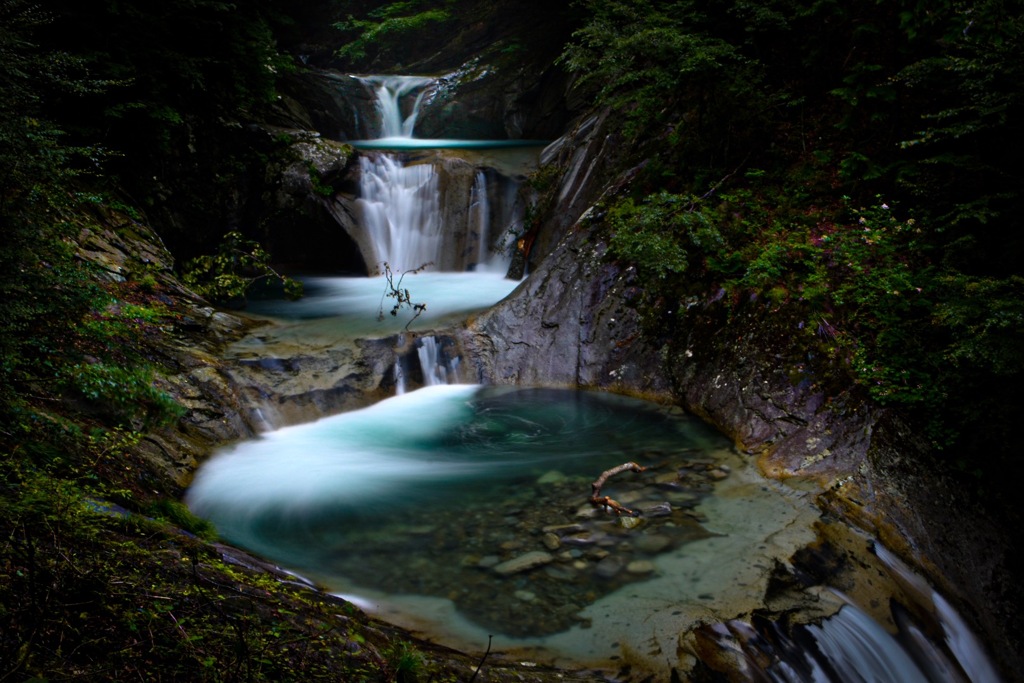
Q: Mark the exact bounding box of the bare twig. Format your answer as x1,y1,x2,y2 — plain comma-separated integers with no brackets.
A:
377,261,432,330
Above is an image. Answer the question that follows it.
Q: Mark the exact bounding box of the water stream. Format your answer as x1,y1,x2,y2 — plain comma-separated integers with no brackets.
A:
187,75,1004,680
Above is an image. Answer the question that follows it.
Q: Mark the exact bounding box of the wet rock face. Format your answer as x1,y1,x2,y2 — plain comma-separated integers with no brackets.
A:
250,125,367,273
272,69,379,141
222,334,399,430
663,299,877,481
460,221,670,397
414,58,573,141
77,212,264,495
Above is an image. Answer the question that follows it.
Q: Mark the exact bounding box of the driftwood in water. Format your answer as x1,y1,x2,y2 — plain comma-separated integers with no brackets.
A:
589,462,648,516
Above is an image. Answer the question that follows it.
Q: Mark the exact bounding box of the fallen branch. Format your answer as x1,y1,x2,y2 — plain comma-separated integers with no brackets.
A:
469,634,493,683
589,462,648,516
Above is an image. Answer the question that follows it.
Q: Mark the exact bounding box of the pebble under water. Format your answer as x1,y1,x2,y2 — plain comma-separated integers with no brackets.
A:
187,384,823,669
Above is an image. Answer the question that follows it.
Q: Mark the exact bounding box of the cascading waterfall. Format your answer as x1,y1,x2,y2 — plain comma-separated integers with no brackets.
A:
417,335,458,387
471,170,490,269
391,335,459,396
357,74,434,139
358,154,442,272
348,74,531,389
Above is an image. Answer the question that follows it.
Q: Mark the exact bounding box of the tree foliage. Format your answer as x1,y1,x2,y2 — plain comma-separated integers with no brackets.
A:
1,3,183,476
334,0,455,65
566,0,1024,461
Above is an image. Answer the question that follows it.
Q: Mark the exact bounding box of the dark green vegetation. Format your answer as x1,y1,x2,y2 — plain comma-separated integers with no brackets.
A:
560,0,1024,469
0,465,495,681
183,231,304,306
334,0,457,64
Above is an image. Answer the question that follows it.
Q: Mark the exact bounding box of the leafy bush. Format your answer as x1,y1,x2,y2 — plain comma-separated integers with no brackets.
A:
608,193,720,280
182,231,303,305
607,186,981,446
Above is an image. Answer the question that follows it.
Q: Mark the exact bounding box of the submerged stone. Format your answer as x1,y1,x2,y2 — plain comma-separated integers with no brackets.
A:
492,551,554,575
595,555,625,579
477,555,500,568
642,502,674,517
542,532,561,550
618,515,643,529
627,560,656,575
635,534,672,554
537,470,567,484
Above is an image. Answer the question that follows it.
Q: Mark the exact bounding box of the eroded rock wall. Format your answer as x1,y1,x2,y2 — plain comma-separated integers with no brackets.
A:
77,209,264,495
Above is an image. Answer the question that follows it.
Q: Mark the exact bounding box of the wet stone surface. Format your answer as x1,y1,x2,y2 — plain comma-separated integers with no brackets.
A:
321,457,726,637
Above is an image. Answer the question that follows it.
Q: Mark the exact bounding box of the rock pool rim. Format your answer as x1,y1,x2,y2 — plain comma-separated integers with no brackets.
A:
350,137,551,150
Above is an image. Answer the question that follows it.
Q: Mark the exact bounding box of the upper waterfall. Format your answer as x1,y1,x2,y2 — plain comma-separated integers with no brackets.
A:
355,75,434,139
346,74,537,275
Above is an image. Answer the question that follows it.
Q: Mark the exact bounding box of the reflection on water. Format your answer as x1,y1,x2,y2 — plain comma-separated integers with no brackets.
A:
350,138,551,151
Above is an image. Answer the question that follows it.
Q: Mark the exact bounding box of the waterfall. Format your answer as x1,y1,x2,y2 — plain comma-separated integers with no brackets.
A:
391,335,460,395
348,73,533,278
799,604,932,683
357,75,434,139
358,154,442,273
346,73,531,392
470,170,491,270
417,335,459,386
393,333,409,395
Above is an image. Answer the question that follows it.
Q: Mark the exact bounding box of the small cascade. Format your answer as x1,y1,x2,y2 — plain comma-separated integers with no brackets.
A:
358,154,442,272
357,75,434,139
393,335,460,395
417,335,459,386
393,334,409,395
756,599,999,683
470,170,491,270
799,604,933,683
695,541,1004,683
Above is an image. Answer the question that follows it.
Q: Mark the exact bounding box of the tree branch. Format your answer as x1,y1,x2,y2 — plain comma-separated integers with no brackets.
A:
589,461,647,516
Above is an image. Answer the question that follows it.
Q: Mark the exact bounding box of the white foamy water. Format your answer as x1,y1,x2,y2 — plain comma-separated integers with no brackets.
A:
355,75,434,138
186,385,481,518
358,155,443,272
